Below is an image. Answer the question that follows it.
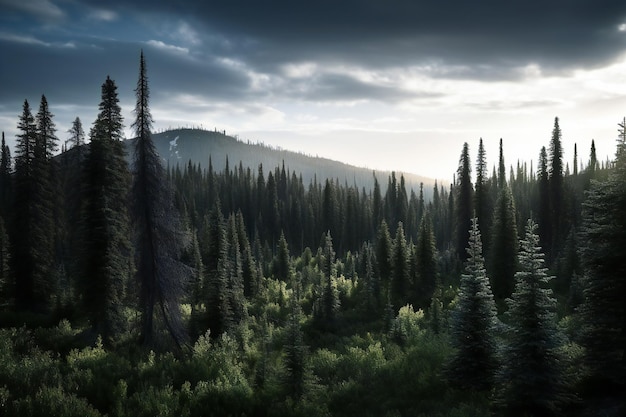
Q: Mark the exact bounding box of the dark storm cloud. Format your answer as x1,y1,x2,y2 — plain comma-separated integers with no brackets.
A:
81,0,626,74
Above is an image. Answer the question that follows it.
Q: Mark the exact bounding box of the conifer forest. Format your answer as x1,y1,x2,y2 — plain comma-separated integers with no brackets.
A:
0,53,624,417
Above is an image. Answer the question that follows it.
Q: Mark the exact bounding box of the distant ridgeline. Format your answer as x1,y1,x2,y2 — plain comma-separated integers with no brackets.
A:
125,128,439,198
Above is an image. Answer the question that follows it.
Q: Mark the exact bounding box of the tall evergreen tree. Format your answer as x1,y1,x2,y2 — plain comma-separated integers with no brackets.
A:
474,138,492,244
390,221,410,309
67,117,85,149
498,138,506,189
0,132,12,217
488,186,518,309
537,146,551,255
549,117,564,255
447,218,498,392
414,212,438,310
283,280,308,400
12,98,58,310
496,219,569,416
80,76,132,345
131,51,190,348
454,143,473,260
578,123,626,412
375,220,393,303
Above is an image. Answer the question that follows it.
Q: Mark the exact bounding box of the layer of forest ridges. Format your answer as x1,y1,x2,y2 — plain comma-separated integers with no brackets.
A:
0,51,623,417
126,127,437,199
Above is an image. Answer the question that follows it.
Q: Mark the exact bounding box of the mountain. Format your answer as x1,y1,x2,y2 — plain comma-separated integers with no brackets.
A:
126,128,440,197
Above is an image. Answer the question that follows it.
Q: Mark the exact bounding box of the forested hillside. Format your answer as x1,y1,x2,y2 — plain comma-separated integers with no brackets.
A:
0,54,624,417
136,128,437,198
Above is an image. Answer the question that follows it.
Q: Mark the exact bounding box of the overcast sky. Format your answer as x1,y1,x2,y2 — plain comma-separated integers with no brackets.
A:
1,0,626,180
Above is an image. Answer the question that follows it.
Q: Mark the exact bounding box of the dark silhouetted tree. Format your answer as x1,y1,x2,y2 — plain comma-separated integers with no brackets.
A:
489,186,518,309
578,122,626,411
80,76,132,345
455,142,473,260
131,51,190,348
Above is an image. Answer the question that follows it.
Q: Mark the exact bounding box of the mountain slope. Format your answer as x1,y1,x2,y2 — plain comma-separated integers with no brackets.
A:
127,128,439,196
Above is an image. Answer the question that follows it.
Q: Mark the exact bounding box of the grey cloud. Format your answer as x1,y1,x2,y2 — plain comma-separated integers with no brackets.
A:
81,0,626,77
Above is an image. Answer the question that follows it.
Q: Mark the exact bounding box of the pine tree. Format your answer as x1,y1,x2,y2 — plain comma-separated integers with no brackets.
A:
390,221,410,309
80,76,132,345
498,138,506,189
0,132,12,217
67,117,85,149
131,51,190,348
447,218,498,392
474,138,492,244
274,231,291,282
318,231,339,326
496,219,569,416
202,204,233,338
414,211,438,310
455,143,473,261
283,280,308,400
488,186,518,309
537,146,551,255
12,98,58,310
375,220,393,304
549,117,564,256
578,122,626,410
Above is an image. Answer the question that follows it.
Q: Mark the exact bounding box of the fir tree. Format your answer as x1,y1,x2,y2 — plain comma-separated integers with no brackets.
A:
474,138,492,243
488,186,518,309
578,122,626,411
131,51,190,348
390,221,410,309
414,211,438,310
67,117,85,149
283,280,308,400
12,98,57,310
447,218,498,392
80,76,132,345
455,142,473,261
375,220,393,304
0,132,12,217
496,219,569,416
537,146,551,256
549,117,564,256
274,231,291,282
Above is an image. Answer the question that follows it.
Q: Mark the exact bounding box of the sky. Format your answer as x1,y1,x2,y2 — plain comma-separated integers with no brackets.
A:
2,0,626,180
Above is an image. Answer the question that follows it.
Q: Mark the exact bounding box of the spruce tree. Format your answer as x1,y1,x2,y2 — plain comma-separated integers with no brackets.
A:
414,211,438,310
496,219,569,416
578,123,626,411
447,218,498,392
12,98,58,310
537,146,551,255
390,221,410,309
318,231,339,326
131,51,190,348
474,138,492,243
454,142,473,261
0,133,12,217
375,220,393,304
202,204,233,338
80,76,131,345
274,231,291,282
488,186,518,309
67,117,85,149
283,279,308,400
549,117,564,256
